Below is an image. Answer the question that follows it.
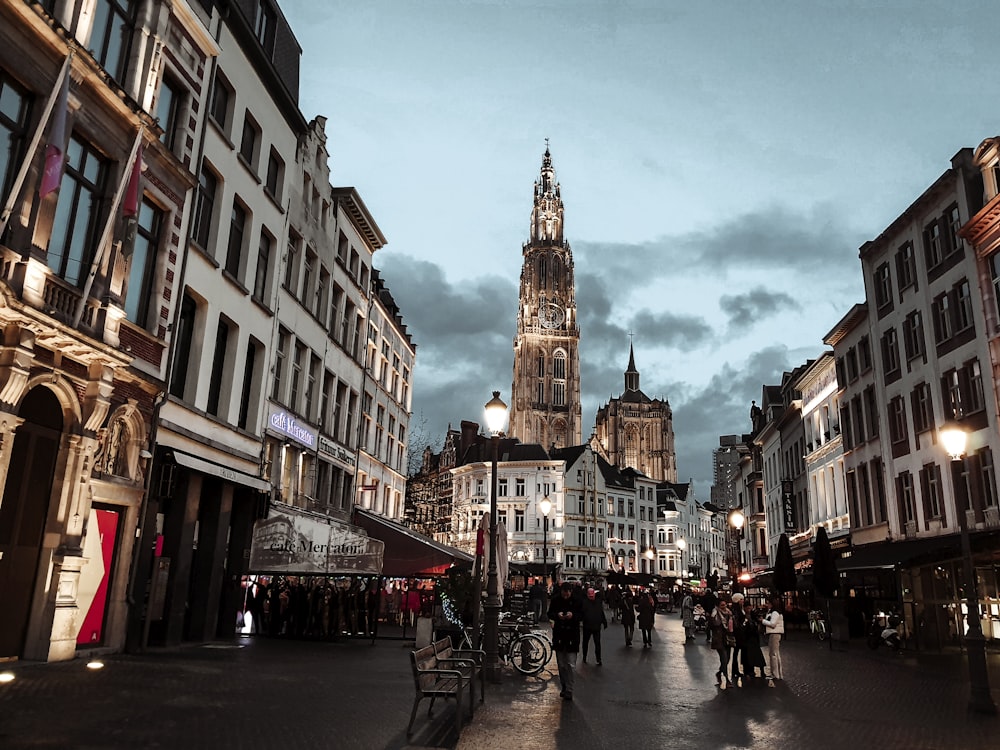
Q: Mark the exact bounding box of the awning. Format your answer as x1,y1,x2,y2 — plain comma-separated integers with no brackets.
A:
839,534,960,572
353,508,474,577
171,449,271,492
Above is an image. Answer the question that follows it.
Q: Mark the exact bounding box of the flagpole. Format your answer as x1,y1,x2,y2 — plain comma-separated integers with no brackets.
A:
71,127,144,329
0,52,73,238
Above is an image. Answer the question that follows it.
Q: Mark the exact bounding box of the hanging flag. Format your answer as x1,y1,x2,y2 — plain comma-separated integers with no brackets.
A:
122,143,143,217
120,143,143,257
39,69,69,198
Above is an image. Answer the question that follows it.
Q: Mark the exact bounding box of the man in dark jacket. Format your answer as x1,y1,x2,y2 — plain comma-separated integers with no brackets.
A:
581,587,608,664
548,581,583,700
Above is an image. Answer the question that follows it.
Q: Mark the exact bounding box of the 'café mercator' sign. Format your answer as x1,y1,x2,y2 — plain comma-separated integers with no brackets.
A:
249,504,384,575
266,402,317,449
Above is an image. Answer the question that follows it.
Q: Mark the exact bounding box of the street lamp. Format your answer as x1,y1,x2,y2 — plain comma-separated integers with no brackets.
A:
729,508,746,592
677,537,687,577
483,391,507,683
940,423,997,714
539,496,552,587
645,547,655,575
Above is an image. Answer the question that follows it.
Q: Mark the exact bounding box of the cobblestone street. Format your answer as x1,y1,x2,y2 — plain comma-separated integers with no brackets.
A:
1,615,997,749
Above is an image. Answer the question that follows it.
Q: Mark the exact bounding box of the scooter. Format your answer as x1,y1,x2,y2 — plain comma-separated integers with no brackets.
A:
866,612,901,650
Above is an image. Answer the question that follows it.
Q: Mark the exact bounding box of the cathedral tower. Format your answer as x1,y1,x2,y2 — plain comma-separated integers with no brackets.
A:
509,147,582,448
594,343,677,482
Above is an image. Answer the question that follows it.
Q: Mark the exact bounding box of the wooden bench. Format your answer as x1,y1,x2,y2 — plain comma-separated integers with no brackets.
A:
407,643,474,738
432,636,486,705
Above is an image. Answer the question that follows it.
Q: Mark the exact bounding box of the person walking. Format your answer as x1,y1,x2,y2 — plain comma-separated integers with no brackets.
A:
730,593,747,686
741,607,768,680
548,582,583,700
763,599,785,686
529,579,547,623
581,587,608,664
681,588,695,643
701,588,719,644
710,597,735,690
620,590,636,647
636,589,656,647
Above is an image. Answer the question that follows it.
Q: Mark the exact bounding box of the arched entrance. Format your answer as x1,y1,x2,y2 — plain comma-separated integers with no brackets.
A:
0,387,63,658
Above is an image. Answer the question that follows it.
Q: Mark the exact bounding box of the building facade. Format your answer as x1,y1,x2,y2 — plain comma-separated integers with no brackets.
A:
0,0,202,661
594,343,677,482
509,147,582,449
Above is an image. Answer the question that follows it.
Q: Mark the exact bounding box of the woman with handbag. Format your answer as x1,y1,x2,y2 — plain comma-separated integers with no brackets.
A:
710,597,736,690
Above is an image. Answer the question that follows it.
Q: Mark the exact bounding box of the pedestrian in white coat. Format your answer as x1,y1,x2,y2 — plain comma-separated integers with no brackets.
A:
763,600,785,685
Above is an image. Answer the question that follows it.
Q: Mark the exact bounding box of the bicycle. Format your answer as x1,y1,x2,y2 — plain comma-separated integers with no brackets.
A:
492,613,551,675
808,610,828,641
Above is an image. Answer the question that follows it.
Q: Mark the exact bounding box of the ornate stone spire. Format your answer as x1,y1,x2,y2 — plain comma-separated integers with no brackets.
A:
530,144,563,246
625,342,640,392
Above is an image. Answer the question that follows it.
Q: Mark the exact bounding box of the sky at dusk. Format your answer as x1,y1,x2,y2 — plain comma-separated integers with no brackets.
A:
281,0,999,500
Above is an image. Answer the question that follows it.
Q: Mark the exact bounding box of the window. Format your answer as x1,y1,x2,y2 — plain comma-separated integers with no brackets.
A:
209,72,233,132
923,219,943,268
897,471,916,524
515,509,525,532
968,360,985,414
888,395,908,446
238,338,260,429
498,478,508,497
537,353,545,377
156,75,183,151
515,479,526,497
919,463,944,521
874,262,892,309
301,248,316,306
253,229,272,302
895,241,916,293
284,232,300,292
881,328,900,376
553,352,566,380
91,0,135,83
978,448,998,508
553,382,565,407
902,310,925,361
858,335,872,372
225,200,246,278
316,266,329,321
955,280,974,333
945,204,962,255
206,319,230,416
991,253,1000,323
846,347,859,381
169,294,196,399
254,0,277,54
265,148,283,199
932,292,952,343
48,136,107,286
192,166,217,249
124,198,162,327
239,113,260,168
272,328,289,401
536,380,545,404
290,343,305,410
911,382,934,434
305,354,320,420
0,74,29,200
578,526,587,546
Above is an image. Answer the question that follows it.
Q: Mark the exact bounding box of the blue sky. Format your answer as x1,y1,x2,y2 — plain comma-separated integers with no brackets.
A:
281,0,998,499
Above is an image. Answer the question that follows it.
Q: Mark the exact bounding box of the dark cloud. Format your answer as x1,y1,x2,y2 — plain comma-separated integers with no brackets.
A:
574,205,865,283
720,286,801,333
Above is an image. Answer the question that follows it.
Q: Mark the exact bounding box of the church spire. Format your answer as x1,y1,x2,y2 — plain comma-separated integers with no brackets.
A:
530,142,563,246
625,342,640,392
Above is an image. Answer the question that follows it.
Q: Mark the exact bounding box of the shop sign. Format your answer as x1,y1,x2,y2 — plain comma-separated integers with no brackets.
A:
249,504,383,575
318,435,356,467
781,480,795,533
267,404,317,448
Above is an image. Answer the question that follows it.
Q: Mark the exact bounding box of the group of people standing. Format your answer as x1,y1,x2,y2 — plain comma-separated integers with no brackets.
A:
681,589,785,690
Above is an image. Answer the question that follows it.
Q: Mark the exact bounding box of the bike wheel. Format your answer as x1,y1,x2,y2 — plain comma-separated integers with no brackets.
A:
509,633,549,675
817,627,828,642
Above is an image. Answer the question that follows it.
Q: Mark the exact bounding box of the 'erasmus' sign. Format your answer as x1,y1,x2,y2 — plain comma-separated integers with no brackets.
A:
249,505,383,575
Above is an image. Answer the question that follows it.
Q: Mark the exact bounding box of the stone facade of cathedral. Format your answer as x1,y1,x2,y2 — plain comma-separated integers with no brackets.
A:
594,345,677,482
509,148,582,448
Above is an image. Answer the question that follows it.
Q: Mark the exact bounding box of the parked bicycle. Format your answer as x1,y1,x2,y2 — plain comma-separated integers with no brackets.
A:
467,613,551,675
808,609,828,641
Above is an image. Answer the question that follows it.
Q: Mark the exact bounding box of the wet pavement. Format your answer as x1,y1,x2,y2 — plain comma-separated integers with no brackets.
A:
0,615,998,749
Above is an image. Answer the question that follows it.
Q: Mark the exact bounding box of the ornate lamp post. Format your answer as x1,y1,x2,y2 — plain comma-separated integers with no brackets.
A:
677,537,687,579
645,547,655,576
539,496,552,586
729,508,746,592
940,423,997,714
483,391,507,683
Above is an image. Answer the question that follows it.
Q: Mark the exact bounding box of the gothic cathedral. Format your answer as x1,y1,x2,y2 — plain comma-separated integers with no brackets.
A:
594,343,677,482
509,147,582,448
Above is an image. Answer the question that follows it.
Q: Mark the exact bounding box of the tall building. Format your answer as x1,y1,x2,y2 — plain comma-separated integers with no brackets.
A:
594,343,677,482
509,147,581,449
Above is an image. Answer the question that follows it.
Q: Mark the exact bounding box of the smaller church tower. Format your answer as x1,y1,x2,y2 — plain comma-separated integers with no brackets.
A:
594,343,677,482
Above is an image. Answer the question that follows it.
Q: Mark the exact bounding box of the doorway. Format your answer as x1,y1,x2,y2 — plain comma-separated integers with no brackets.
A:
0,387,63,658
